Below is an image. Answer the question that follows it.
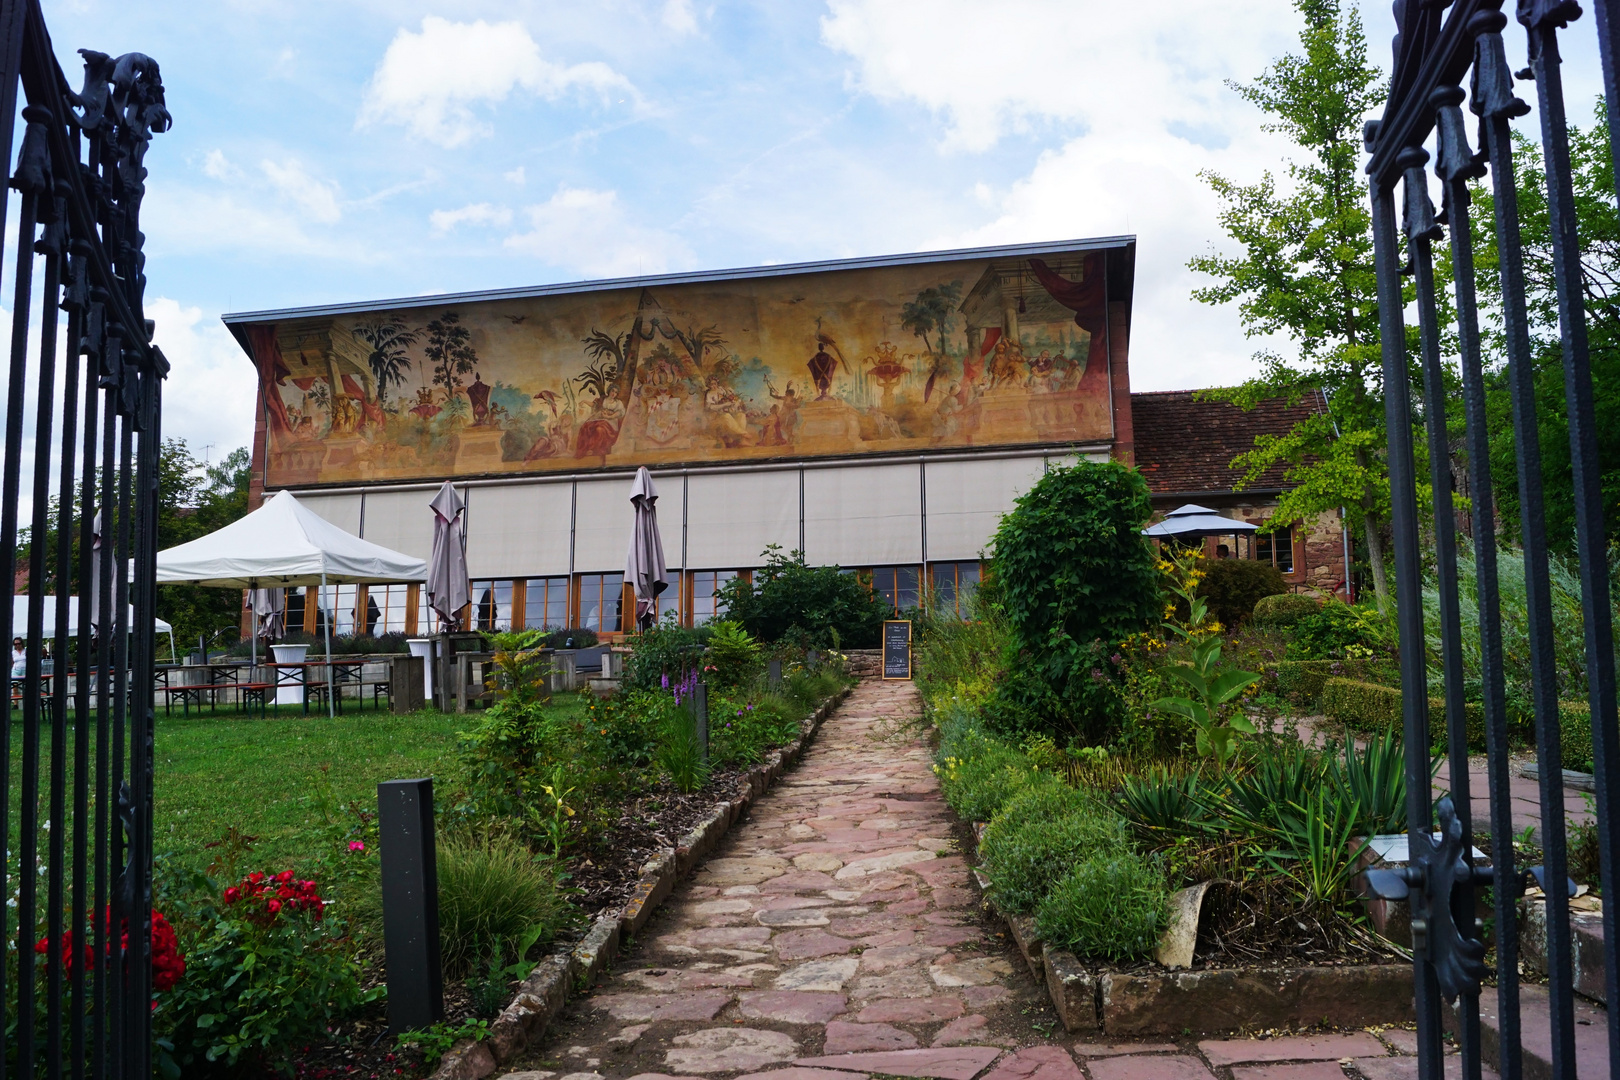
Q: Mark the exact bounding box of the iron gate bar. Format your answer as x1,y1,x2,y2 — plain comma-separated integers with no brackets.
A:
1405,148,1485,1080
1369,1,1620,1079
0,0,168,1074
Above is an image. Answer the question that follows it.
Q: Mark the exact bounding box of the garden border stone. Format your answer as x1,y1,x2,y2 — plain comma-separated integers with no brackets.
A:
968,821,1415,1036
431,683,852,1080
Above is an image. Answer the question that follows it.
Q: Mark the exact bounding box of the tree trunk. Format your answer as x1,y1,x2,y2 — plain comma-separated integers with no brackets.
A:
1362,511,1391,615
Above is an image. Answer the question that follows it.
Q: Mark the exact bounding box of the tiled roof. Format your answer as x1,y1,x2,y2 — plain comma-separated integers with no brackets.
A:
1131,389,1324,496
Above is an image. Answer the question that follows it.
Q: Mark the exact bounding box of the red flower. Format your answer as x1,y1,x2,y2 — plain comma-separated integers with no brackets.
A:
223,886,240,903
267,898,282,915
35,908,185,992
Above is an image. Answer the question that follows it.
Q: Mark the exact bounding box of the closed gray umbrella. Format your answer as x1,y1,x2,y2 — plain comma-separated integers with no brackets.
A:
624,466,669,631
252,588,284,642
427,481,470,632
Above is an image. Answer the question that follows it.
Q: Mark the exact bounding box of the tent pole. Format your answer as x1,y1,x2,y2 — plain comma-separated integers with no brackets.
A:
323,571,334,719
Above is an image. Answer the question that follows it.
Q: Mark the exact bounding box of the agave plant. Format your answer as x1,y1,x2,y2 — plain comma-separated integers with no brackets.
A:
1119,766,1207,833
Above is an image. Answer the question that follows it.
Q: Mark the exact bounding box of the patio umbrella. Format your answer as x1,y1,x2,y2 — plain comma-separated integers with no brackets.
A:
88,511,103,637
1142,504,1260,545
250,587,284,669
426,482,470,633
624,466,669,631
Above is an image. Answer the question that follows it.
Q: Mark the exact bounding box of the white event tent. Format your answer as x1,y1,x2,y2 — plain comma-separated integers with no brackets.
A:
155,490,428,715
11,596,176,660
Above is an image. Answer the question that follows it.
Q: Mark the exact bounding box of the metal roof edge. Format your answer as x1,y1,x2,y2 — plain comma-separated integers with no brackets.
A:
219,235,1137,328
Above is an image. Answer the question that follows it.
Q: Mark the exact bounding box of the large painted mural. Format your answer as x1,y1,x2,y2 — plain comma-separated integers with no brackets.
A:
243,249,1117,487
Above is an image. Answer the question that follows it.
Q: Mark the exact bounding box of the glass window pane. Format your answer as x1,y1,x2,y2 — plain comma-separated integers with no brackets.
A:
931,564,958,612
896,566,920,612
525,578,568,630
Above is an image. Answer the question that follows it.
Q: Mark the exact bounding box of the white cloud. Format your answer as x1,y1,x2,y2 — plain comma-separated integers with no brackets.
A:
201,149,239,181
358,17,638,147
504,166,526,185
260,159,342,223
146,297,258,459
429,202,513,233
504,186,691,278
661,0,698,34
822,0,1304,391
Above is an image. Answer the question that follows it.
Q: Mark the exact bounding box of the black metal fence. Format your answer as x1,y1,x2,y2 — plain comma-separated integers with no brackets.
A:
0,0,168,1076
1366,2,1619,1079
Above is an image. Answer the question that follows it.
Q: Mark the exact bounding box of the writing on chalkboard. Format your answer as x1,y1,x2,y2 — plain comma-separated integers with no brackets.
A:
882,620,912,681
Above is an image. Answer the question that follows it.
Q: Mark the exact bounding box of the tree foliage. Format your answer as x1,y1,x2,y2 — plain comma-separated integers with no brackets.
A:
985,461,1160,742
1470,103,1620,557
714,545,891,649
1189,0,1393,609
157,443,255,653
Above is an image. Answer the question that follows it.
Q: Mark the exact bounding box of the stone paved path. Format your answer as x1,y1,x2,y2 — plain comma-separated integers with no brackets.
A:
500,679,1453,1080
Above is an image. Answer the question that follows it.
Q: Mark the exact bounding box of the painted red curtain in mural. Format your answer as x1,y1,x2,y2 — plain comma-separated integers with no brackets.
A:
246,324,295,440
1027,254,1108,375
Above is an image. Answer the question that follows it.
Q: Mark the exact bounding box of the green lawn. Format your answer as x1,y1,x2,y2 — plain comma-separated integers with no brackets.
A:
7,699,590,875
153,705,465,869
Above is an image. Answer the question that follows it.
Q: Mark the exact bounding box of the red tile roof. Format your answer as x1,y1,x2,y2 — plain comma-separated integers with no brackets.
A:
1130,389,1325,496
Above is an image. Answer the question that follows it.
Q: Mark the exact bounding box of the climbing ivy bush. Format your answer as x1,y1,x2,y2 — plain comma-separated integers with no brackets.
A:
986,461,1160,742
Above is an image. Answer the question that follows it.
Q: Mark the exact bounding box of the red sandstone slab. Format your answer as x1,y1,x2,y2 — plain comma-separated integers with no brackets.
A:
734,1070,868,1080
795,1047,1003,1080
596,991,733,1022
824,1020,920,1053
978,1047,1082,1080
1352,1057,1496,1080
856,996,965,1023
1087,1055,1216,1080
775,929,858,960
1231,1064,1348,1080
1201,1035,1385,1066
932,1015,993,1048
737,991,849,1024
1379,1030,1418,1055
1070,1044,1179,1058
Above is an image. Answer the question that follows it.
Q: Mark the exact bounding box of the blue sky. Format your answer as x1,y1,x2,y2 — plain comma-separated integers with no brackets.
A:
36,0,1612,462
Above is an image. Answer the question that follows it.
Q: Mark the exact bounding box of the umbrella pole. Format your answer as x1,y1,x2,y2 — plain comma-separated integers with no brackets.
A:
323,572,334,719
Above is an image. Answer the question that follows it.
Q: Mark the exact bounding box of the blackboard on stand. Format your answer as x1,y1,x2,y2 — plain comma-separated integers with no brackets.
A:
882,620,912,680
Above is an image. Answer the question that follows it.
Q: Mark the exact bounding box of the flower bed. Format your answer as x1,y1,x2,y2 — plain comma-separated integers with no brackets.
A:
115,621,853,1078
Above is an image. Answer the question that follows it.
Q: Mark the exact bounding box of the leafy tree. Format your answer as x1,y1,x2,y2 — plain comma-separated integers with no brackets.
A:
1470,103,1620,557
156,444,254,654
715,545,891,649
1188,0,1393,611
985,461,1160,743
352,316,419,406
425,311,479,402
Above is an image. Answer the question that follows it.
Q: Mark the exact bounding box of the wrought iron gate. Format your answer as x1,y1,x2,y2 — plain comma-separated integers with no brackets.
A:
1366,1,1620,1079
0,0,169,1076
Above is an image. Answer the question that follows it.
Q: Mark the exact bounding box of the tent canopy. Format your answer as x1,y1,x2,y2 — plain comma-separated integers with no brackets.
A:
156,489,428,588
1142,503,1261,540
12,595,171,635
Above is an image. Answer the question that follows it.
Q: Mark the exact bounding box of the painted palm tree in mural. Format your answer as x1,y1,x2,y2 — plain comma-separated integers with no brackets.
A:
661,321,727,376
352,316,420,407
900,281,962,401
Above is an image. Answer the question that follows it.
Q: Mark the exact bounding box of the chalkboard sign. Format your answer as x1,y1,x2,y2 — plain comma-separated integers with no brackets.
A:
882,620,912,680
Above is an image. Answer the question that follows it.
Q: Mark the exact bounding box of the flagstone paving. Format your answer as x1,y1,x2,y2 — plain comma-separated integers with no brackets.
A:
496,678,1456,1080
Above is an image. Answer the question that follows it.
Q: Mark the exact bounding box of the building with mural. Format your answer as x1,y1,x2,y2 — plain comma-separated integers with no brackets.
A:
226,236,1346,638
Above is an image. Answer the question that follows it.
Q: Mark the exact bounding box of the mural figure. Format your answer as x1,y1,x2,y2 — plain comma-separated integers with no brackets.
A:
247,249,1117,486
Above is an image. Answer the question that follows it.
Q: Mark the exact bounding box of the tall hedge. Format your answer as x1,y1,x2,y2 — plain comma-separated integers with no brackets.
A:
987,461,1160,741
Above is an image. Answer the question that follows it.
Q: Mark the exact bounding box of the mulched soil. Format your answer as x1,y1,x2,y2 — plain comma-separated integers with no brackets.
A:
280,765,762,1079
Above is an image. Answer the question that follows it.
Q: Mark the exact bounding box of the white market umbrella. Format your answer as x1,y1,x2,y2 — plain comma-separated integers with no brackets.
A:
624,467,668,632
249,587,285,669
426,482,470,633
1142,503,1261,544
156,489,428,716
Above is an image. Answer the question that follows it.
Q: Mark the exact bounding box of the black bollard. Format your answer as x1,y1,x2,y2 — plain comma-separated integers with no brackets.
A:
693,680,709,765
378,778,443,1032
767,658,782,690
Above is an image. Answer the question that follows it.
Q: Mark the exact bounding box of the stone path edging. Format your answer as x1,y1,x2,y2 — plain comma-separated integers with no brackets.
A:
432,685,854,1080
969,831,1415,1035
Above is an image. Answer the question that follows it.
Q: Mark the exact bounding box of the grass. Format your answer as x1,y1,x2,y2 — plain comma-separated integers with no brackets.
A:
6,696,588,874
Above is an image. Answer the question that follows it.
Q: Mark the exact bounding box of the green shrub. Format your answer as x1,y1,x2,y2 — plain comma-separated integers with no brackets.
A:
435,834,571,977
1275,658,1397,704
978,785,1128,913
1252,592,1320,628
1317,677,1567,756
156,867,377,1076
1034,851,1168,960
706,620,762,688
716,545,891,648
987,461,1159,743
540,627,599,649
1196,559,1288,628
1558,700,1594,772
1291,601,1393,660
710,691,801,767
938,738,1036,822
623,619,711,692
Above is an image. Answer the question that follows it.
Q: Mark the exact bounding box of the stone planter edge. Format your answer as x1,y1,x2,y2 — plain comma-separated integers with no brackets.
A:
432,683,852,1079
967,821,1415,1036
